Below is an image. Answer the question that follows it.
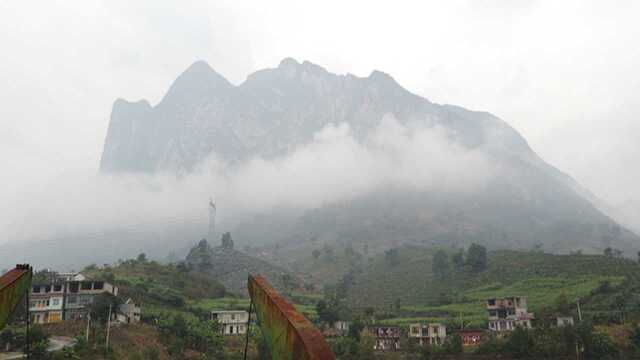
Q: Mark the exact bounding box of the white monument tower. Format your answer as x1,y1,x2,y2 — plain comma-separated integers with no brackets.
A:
208,197,216,241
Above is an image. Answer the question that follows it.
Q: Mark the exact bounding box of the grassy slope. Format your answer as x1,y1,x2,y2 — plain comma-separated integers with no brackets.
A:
82,260,226,314
297,246,640,327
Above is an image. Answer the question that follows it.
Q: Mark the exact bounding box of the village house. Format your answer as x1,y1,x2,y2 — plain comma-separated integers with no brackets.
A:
322,320,352,338
370,326,401,351
64,280,119,320
408,323,447,346
116,298,141,324
458,329,484,346
486,296,534,332
29,275,118,324
30,282,65,324
556,316,574,327
210,310,249,335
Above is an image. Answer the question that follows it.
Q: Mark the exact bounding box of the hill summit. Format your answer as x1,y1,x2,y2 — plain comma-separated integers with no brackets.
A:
184,235,292,296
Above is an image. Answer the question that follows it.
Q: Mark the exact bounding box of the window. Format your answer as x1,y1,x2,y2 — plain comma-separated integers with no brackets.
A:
30,301,37,308
488,299,495,305
67,295,78,304
81,282,92,290
45,300,50,307
93,282,104,290
52,299,60,306
54,285,62,292
32,286,40,293
231,314,235,320
68,282,79,293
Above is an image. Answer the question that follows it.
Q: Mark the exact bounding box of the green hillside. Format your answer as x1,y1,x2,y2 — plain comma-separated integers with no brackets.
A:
82,256,226,309
296,245,640,328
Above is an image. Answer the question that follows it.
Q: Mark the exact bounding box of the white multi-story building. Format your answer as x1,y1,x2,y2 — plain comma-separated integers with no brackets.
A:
30,283,65,324
409,323,447,346
210,310,249,335
486,296,534,332
30,276,118,324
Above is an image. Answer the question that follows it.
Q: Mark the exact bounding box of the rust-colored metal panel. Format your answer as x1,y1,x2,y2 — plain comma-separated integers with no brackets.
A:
0,264,32,330
248,274,335,360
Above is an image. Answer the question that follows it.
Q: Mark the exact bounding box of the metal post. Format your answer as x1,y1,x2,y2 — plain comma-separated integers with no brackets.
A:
243,300,253,360
25,270,31,359
576,298,582,322
86,313,91,342
106,304,112,350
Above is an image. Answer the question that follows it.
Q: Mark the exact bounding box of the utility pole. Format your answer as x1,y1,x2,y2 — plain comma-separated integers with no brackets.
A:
576,298,582,322
208,197,216,242
85,313,91,342
106,304,112,350
25,267,32,359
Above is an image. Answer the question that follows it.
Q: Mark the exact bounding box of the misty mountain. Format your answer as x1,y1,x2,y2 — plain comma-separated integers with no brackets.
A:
100,58,638,254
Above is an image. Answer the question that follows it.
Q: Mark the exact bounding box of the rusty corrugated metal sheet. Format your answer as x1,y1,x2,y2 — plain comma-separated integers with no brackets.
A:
248,274,335,360
0,264,31,330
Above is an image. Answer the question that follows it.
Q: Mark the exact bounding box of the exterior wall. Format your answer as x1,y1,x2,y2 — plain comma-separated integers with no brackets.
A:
30,284,65,324
371,326,400,351
459,331,483,346
486,296,533,332
30,279,118,322
409,323,446,346
118,301,141,324
210,311,249,335
557,317,574,327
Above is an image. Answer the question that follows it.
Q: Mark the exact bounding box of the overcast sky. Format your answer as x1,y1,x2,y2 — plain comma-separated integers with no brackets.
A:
1,0,639,230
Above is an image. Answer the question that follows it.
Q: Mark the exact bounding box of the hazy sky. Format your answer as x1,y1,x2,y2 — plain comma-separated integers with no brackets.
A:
1,0,639,231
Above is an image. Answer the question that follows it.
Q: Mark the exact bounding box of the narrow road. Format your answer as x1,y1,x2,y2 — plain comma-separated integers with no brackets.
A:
0,336,76,359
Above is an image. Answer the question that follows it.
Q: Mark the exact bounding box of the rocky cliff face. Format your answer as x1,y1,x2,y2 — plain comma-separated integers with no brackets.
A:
101,58,528,173
100,58,638,253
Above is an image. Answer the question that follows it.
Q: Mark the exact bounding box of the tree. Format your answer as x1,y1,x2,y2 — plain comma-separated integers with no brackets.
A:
143,347,160,360
221,232,234,249
24,325,49,360
603,247,613,257
384,248,400,267
323,243,335,262
89,293,122,324
503,327,534,358
442,333,463,354
312,249,321,260
357,330,375,360
344,245,355,258
316,299,339,324
554,293,571,316
137,253,147,263
451,250,465,270
466,243,487,272
432,250,449,279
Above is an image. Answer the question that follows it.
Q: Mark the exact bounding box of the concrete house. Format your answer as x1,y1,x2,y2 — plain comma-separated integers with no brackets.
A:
486,296,534,332
30,283,65,324
210,310,249,335
64,280,119,320
30,276,118,324
117,298,141,324
458,329,484,346
556,316,574,327
370,326,401,351
409,323,447,346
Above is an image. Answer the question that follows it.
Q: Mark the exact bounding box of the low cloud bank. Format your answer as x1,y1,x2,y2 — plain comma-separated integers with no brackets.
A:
3,115,494,245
